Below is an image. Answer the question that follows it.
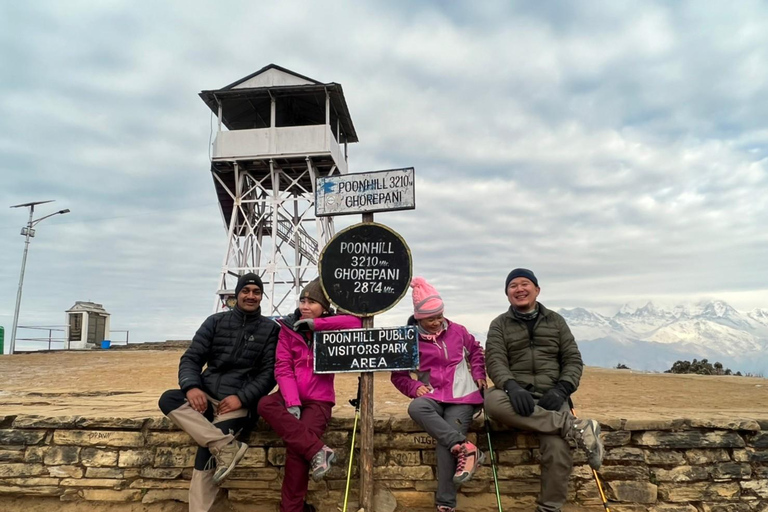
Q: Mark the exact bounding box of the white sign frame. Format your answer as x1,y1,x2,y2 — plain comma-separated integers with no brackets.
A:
315,168,415,217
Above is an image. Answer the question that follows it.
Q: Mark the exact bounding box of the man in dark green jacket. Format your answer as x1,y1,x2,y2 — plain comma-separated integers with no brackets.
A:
484,268,604,512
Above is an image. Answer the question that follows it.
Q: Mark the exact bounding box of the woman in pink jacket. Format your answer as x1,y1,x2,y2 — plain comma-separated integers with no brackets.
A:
258,278,362,512
391,277,486,512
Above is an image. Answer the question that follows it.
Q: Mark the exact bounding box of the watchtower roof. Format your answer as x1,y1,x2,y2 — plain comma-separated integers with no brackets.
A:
199,64,358,143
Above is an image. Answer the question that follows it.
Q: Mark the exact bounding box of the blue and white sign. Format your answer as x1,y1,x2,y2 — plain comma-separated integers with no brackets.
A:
315,168,415,217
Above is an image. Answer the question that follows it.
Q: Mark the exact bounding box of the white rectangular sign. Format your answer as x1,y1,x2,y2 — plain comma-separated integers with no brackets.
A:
315,168,415,217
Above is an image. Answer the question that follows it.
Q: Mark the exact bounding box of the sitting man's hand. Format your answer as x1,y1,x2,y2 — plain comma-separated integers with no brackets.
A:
186,388,208,414
504,380,535,417
287,406,301,420
537,381,574,411
217,395,243,415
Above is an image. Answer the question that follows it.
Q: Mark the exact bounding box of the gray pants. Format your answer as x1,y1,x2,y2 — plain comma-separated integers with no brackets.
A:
408,397,475,508
484,387,574,512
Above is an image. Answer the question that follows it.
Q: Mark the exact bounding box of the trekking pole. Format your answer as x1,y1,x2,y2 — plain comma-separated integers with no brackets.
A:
479,389,503,512
342,377,362,512
591,468,610,512
483,414,504,512
571,408,610,512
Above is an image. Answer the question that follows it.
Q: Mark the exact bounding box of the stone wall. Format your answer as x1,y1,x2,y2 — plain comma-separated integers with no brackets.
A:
1,413,767,511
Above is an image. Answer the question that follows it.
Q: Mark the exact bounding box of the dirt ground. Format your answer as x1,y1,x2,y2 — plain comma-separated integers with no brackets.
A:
1,348,767,422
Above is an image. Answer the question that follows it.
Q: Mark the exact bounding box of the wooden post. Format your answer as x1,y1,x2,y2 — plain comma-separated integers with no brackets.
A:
360,212,375,511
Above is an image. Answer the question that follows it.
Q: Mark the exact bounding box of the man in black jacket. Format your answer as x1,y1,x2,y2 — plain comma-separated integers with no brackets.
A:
158,273,279,512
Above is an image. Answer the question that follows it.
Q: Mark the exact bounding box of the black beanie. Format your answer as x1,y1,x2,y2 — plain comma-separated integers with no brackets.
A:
235,273,263,296
505,268,538,293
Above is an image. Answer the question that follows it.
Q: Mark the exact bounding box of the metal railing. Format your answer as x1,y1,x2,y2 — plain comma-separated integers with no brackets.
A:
13,326,131,352
110,330,130,344
15,325,68,351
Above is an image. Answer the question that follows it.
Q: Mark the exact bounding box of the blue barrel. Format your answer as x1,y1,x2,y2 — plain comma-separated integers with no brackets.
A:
100,340,111,349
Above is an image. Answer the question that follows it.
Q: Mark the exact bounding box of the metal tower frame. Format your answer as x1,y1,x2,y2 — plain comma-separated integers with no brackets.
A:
200,64,358,315
213,158,338,315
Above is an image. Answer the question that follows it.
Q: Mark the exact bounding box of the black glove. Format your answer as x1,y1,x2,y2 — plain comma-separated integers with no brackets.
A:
537,381,575,411
504,380,535,417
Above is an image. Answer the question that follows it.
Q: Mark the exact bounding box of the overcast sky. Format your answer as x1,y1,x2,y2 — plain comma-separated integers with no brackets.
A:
2,1,767,350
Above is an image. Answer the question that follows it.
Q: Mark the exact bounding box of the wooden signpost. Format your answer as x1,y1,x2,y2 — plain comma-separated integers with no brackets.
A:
316,168,415,511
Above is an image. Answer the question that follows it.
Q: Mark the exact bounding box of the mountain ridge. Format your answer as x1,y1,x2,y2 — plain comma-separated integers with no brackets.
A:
558,299,768,374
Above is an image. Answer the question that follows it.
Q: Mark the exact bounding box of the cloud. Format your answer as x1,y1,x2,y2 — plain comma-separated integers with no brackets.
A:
1,0,767,347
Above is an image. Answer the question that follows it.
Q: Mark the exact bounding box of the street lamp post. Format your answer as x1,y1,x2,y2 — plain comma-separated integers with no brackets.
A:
9,200,70,355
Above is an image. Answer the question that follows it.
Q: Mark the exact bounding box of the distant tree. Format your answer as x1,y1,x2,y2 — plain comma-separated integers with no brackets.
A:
695,359,715,375
666,360,691,374
666,359,735,376
615,363,630,370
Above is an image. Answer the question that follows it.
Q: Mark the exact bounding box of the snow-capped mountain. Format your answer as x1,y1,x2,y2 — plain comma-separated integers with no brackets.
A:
748,308,768,328
559,300,768,374
612,301,679,336
557,308,635,345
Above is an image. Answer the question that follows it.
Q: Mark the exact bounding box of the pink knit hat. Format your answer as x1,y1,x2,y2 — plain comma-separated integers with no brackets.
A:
411,277,445,319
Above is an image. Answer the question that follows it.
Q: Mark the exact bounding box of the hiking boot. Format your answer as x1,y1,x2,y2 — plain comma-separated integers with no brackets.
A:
452,440,484,484
571,418,604,470
310,445,336,481
212,439,248,484
437,506,456,512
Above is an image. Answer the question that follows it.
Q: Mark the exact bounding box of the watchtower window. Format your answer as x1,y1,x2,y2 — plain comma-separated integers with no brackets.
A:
275,94,326,128
222,97,271,130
